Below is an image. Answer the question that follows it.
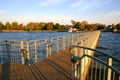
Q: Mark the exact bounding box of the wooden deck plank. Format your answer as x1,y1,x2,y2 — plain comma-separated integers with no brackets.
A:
48,56,71,74
37,61,60,80
24,65,37,80
0,49,73,80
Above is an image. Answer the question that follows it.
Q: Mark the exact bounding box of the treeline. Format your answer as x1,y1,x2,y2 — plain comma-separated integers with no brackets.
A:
0,20,120,32
111,23,120,30
70,20,120,31
105,23,120,32
71,20,106,31
0,21,66,32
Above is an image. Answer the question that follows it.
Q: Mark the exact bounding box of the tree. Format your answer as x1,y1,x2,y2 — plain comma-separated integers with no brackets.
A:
54,23,60,30
71,20,76,26
34,22,39,30
57,25,65,31
46,22,54,30
5,22,11,30
81,21,89,30
116,23,120,30
26,22,35,31
106,25,112,31
74,22,81,29
97,24,106,30
111,24,115,29
90,23,99,30
11,22,18,30
18,23,24,30
39,22,46,30
0,22,4,31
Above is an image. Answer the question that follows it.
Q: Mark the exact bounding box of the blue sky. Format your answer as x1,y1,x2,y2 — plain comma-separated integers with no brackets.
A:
0,0,120,25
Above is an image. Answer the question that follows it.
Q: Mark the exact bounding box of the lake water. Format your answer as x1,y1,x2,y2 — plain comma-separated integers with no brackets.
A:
0,32,75,40
97,32,120,59
96,32,120,71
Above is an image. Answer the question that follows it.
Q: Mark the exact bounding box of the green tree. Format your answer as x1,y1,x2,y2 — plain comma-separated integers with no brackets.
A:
81,21,89,30
0,22,4,31
46,22,54,30
11,22,18,30
39,22,46,30
71,20,76,26
34,22,39,30
74,22,81,29
57,25,65,31
97,24,106,30
5,22,11,30
116,23,120,30
111,24,115,29
26,22,35,31
54,23,60,30
90,23,99,30
18,23,24,30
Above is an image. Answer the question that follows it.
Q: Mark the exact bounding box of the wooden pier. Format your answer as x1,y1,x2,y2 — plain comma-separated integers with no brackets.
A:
2,31,118,80
0,31,120,80
0,49,73,80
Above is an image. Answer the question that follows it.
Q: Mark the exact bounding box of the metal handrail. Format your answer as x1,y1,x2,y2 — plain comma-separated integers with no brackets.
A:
71,45,120,63
70,45,120,80
82,54,120,75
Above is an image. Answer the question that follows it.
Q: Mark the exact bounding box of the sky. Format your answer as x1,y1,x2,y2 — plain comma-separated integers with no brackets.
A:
0,0,120,25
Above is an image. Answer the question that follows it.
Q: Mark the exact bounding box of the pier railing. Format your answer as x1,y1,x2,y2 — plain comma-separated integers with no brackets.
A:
70,46,120,80
0,31,100,64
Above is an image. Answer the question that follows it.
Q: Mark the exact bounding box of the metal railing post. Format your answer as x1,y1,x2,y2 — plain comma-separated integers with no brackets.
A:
21,49,27,65
26,41,30,65
75,63,77,78
5,40,10,62
46,43,49,57
46,43,52,57
107,57,112,80
0,43,3,63
50,38,53,43
72,35,74,45
63,36,66,49
49,44,52,56
20,40,24,64
34,40,37,63
71,62,74,78
71,56,81,80
68,35,71,46
77,42,81,56
56,37,59,52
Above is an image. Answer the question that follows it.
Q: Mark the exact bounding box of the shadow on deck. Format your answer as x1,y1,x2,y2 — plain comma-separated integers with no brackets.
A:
0,49,73,80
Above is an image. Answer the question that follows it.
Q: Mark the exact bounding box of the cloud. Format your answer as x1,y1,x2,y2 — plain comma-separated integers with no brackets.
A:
39,0,68,6
70,0,113,11
105,11,120,18
102,11,120,24
87,11,120,25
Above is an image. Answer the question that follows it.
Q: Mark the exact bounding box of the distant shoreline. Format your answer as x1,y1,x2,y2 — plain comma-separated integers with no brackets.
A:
0,30,66,32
